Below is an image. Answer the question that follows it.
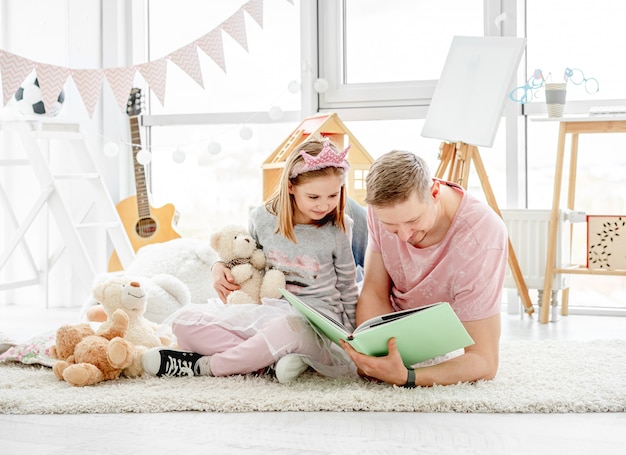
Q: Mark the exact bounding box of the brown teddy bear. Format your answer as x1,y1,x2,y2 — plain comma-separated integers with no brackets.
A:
210,225,286,304
50,309,137,387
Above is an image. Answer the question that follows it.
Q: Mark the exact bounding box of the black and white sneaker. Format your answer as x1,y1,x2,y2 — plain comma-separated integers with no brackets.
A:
142,347,206,377
251,363,276,379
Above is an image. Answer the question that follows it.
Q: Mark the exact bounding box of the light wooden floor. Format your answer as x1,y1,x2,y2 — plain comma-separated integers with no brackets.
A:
1,304,625,455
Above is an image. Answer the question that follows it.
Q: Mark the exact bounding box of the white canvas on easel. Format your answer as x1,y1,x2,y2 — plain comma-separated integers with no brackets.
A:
421,36,526,148
420,36,535,316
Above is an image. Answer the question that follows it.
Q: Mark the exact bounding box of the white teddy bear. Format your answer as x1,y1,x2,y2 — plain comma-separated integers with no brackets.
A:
210,225,286,305
123,237,218,305
83,237,218,324
83,272,191,325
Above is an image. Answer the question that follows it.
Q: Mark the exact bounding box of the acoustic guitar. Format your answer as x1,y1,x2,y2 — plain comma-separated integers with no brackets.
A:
108,88,181,272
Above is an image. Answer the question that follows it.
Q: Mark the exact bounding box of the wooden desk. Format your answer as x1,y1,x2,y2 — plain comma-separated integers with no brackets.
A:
535,116,626,323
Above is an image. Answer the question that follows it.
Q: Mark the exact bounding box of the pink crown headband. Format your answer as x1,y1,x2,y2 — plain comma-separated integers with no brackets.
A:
289,142,351,178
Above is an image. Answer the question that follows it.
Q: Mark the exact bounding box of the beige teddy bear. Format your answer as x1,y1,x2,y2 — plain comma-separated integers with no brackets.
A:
50,309,137,387
83,237,218,325
93,276,168,377
210,225,286,304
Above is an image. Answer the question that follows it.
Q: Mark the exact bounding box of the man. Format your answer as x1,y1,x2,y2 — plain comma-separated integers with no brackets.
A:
340,150,506,388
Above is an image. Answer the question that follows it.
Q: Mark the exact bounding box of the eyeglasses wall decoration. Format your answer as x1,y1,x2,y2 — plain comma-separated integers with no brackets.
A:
509,67,599,104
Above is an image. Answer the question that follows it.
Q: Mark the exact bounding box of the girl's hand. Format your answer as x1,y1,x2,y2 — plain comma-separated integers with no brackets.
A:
211,261,240,304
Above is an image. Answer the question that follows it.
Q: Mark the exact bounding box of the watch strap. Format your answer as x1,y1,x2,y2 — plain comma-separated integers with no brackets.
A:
403,367,416,388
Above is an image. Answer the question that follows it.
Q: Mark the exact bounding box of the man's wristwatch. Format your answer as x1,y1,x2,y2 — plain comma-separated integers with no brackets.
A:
403,367,416,388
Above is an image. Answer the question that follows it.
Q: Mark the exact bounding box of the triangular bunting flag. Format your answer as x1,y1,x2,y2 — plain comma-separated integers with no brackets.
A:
221,9,249,52
70,68,104,119
103,66,138,113
138,58,168,106
0,0,279,118
0,50,35,106
35,63,70,114
169,43,204,88
243,0,264,28
196,29,227,73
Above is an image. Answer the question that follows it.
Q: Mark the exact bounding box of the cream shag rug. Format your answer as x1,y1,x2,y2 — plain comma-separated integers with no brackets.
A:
1,339,625,414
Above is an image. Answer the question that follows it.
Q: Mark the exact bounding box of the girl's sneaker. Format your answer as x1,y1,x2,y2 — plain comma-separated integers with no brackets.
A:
142,347,210,377
274,354,309,383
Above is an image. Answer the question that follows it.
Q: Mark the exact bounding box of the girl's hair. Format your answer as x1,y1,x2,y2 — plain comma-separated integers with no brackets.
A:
365,150,432,207
265,137,348,243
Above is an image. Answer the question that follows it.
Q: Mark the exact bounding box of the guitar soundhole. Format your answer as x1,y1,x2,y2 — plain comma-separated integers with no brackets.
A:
136,217,157,238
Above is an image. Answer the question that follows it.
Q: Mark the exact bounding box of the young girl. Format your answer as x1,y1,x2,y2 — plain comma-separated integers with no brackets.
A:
142,138,359,383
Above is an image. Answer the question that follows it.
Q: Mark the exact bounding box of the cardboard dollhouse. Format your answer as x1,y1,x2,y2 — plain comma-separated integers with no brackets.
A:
262,113,374,205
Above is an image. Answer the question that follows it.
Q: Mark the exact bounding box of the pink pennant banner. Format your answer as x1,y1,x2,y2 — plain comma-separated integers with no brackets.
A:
103,66,138,113
169,43,204,89
0,50,35,106
243,0,264,28
70,68,104,119
138,58,168,106
35,63,70,114
221,9,249,52
196,29,227,73
0,0,272,116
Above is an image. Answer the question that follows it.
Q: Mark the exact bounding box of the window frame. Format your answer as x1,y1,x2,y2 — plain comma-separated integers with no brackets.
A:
314,0,526,208
317,0,436,117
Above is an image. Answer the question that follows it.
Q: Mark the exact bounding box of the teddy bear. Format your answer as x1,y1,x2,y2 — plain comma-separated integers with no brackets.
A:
92,276,169,377
50,309,137,387
124,238,218,304
82,237,217,324
85,272,191,324
210,225,286,305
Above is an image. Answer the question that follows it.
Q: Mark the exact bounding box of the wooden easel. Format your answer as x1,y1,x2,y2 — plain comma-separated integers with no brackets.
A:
436,141,534,316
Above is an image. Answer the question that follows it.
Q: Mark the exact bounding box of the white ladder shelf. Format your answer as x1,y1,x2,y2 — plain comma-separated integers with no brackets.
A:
0,120,135,306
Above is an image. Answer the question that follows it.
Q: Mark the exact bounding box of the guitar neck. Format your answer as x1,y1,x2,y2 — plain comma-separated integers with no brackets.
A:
129,115,150,218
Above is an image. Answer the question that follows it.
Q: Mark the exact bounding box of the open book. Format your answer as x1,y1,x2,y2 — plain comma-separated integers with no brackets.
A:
280,288,474,367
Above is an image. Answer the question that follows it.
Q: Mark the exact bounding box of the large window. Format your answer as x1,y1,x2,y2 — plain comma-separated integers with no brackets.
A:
524,0,626,312
343,0,482,83
526,0,626,104
143,1,625,313
317,0,484,118
315,0,626,313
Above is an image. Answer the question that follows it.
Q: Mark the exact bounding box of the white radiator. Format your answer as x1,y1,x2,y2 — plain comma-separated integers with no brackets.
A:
501,210,571,292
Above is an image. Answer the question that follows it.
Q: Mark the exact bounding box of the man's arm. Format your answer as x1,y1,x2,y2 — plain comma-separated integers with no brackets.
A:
341,313,501,387
355,247,393,323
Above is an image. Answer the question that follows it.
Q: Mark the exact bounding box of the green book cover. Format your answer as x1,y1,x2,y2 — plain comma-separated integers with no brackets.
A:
280,288,475,367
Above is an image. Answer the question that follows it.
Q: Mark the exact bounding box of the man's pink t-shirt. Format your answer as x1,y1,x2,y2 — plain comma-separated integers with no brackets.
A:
367,181,507,321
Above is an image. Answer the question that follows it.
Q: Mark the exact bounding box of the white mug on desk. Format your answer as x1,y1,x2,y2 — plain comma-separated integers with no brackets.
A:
545,82,567,118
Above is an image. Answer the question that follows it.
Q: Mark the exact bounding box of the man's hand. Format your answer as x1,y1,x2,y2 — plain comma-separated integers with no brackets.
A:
340,338,407,386
342,314,501,387
211,261,240,304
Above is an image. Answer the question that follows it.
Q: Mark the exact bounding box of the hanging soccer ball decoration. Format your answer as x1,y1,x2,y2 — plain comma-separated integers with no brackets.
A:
14,77,65,117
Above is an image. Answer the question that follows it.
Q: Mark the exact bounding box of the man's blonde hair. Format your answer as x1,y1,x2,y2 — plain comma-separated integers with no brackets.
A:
365,150,432,207
265,137,348,243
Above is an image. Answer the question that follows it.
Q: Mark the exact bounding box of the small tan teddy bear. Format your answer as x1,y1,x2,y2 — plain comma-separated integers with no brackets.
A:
93,276,168,377
50,309,137,387
210,225,286,304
